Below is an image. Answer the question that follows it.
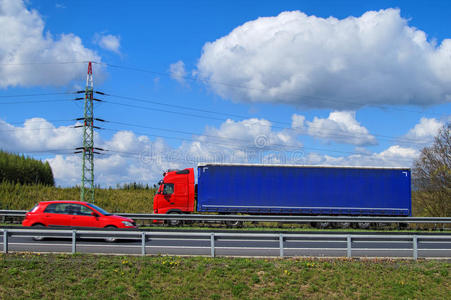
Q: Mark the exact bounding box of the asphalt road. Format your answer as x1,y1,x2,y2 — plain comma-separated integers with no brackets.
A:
1,232,450,258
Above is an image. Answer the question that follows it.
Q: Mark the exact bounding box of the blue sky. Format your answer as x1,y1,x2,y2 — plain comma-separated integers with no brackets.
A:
0,0,450,186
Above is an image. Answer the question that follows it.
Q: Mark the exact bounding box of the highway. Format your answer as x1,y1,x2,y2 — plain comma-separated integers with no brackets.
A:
1,230,450,258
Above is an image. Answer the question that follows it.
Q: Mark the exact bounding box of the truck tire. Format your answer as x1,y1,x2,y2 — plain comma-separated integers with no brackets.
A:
167,211,182,226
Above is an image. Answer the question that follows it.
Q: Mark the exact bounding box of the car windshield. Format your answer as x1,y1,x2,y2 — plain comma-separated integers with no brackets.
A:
87,203,111,216
29,204,39,212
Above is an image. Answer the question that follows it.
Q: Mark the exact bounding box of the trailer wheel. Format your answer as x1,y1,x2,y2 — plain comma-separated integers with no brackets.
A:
335,222,351,229
357,222,371,229
225,220,243,228
315,222,330,229
398,222,409,230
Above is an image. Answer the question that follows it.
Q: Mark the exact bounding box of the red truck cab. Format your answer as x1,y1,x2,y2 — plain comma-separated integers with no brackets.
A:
153,168,195,214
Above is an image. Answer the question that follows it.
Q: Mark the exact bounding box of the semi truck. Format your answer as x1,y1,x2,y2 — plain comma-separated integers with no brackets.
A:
153,163,412,228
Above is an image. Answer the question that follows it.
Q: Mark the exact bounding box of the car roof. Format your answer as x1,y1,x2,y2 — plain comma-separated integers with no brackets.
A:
39,200,91,205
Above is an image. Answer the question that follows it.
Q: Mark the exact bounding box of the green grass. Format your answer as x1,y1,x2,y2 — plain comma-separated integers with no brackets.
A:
0,181,156,212
0,254,449,299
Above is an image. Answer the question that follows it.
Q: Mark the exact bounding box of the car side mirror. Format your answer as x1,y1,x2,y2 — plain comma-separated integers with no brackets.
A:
91,212,99,217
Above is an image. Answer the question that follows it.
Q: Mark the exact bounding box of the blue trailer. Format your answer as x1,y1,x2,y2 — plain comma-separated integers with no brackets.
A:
196,163,412,217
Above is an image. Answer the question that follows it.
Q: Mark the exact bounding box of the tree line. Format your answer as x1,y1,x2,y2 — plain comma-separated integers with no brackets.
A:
412,123,451,217
0,150,54,186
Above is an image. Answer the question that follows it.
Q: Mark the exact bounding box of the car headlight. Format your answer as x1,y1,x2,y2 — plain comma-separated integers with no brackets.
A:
122,221,134,227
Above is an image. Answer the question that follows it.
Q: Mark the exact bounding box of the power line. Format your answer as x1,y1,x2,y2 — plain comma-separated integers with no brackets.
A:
100,127,417,162
102,97,432,146
103,144,416,164
107,119,432,148
9,149,76,154
0,61,89,66
0,99,71,105
106,93,290,126
0,126,80,133
0,92,74,98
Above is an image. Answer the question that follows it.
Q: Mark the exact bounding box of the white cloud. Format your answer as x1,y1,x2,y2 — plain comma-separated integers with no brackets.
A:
96,34,120,54
291,114,305,130
102,130,151,153
197,9,451,109
46,155,80,186
178,118,304,166
304,111,377,146
169,60,187,84
202,118,301,149
0,118,81,152
2,116,421,186
402,117,444,145
0,0,101,88
301,145,419,168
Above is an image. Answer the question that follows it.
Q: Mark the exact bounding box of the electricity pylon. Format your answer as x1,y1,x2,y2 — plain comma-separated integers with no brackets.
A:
74,62,104,203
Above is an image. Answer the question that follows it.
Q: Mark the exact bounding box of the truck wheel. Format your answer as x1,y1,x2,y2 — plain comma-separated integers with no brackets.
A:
167,212,182,226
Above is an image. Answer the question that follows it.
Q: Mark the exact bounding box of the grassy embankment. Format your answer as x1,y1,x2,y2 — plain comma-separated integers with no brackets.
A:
1,182,447,231
0,181,156,212
0,253,449,299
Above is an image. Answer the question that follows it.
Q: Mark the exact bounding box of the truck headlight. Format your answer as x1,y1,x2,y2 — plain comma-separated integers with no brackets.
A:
122,221,134,227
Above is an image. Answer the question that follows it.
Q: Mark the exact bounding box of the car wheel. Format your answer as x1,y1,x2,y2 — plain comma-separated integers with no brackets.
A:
32,224,45,241
104,225,117,242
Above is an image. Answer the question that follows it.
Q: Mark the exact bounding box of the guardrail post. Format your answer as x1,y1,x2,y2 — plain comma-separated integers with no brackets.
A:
346,235,352,258
3,230,8,253
210,233,215,257
279,234,284,258
413,235,418,260
141,232,146,256
72,230,76,254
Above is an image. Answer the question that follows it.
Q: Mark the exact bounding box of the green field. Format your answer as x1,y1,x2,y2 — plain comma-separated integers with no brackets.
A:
0,181,156,212
0,253,449,299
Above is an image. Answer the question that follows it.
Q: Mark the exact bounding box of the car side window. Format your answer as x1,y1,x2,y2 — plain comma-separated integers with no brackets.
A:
44,203,65,214
79,205,94,216
62,204,92,216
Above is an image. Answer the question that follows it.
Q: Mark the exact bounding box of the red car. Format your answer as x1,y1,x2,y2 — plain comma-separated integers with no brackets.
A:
22,200,136,229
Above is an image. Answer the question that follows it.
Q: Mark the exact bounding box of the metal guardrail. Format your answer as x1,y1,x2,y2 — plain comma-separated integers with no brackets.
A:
1,228,450,259
1,210,450,224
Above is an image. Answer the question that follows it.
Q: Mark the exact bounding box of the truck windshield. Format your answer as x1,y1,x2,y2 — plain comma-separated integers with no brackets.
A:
157,184,163,194
163,183,174,195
